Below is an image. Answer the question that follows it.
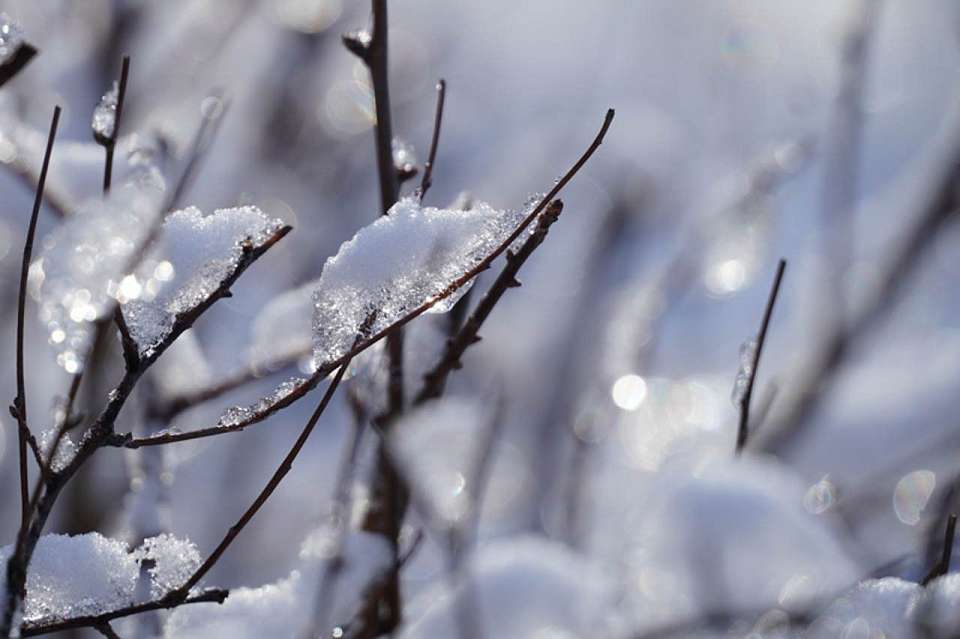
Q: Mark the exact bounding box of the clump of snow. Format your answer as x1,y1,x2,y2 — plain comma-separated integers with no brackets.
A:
0,13,24,65
164,530,392,638
32,178,164,372
0,533,139,623
37,427,78,472
400,534,615,638
121,205,284,357
135,534,201,599
311,196,537,367
92,81,119,140
388,396,489,527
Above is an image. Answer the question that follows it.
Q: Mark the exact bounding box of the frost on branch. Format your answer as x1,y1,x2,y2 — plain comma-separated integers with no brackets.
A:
388,397,489,527
400,535,615,638
121,205,284,357
91,81,119,140
32,177,164,372
164,530,393,638
312,196,538,367
0,533,138,624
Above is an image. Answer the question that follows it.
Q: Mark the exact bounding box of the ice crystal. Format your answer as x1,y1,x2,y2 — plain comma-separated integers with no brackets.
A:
136,534,202,599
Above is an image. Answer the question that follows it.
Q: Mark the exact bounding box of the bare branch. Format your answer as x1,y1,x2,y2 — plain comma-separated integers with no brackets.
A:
13,105,60,529
417,79,446,203
20,588,228,637
922,513,957,586
735,258,786,454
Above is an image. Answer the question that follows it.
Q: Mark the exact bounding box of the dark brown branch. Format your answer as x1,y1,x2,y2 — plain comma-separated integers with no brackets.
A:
20,588,228,637
96,55,131,193
417,79,446,203
417,201,564,404
115,110,613,449
165,362,350,599
921,513,957,586
735,258,786,454
0,42,37,88
13,105,60,529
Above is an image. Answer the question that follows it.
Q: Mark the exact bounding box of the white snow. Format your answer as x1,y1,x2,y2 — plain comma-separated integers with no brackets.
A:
311,196,538,367
0,533,139,623
92,81,119,139
0,13,24,65
388,396,489,527
121,205,284,357
135,533,202,599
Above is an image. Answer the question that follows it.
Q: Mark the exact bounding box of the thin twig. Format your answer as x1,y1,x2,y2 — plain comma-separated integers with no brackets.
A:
417,79,446,203
166,362,351,599
98,55,131,193
735,258,786,454
20,589,228,637
13,105,60,529
921,513,957,586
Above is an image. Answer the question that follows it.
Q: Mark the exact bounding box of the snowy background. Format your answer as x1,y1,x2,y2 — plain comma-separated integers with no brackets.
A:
2,0,960,637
